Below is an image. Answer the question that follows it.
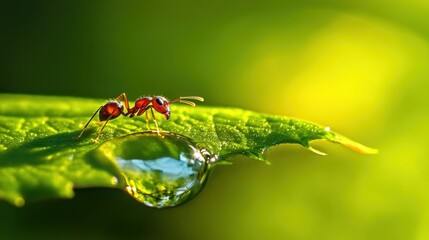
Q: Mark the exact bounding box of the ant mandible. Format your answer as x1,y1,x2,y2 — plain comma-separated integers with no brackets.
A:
76,93,204,141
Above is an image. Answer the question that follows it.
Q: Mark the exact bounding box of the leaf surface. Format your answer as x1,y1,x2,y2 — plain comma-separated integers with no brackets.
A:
0,94,377,206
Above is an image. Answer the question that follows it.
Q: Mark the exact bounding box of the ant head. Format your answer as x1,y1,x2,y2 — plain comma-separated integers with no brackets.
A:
152,96,204,120
152,96,171,120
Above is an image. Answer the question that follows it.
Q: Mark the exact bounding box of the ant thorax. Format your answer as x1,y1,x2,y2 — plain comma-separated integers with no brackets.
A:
133,97,152,110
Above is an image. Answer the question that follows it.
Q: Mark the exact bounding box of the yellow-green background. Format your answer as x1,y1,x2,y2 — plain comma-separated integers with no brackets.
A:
1,1,427,239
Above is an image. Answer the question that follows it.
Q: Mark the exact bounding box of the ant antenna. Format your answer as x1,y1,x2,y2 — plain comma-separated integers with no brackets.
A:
171,96,204,107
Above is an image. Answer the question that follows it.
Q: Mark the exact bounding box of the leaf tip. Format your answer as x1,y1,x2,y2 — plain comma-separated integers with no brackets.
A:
328,133,378,155
343,140,379,155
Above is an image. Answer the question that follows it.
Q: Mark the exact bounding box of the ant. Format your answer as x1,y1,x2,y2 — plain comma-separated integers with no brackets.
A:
76,93,204,141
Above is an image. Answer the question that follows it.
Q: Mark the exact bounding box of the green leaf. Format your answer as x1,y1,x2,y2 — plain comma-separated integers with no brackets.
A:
0,94,377,206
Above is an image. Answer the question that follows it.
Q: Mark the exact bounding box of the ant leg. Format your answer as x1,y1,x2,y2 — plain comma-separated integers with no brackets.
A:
150,108,161,134
145,111,150,130
138,106,158,133
93,114,114,142
137,106,151,130
115,93,131,113
76,106,102,139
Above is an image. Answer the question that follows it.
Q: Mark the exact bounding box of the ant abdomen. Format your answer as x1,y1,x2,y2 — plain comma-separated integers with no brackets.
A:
99,101,124,121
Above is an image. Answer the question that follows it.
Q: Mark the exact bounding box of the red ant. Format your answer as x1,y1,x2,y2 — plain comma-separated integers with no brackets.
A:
76,93,204,141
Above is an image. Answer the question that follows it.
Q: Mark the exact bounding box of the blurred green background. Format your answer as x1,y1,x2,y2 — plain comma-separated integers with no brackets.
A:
1,0,428,239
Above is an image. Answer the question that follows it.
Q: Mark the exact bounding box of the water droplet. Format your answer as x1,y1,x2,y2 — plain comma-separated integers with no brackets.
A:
95,131,211,208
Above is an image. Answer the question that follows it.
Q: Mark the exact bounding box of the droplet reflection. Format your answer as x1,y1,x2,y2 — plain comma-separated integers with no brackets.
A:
95,131,211,208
